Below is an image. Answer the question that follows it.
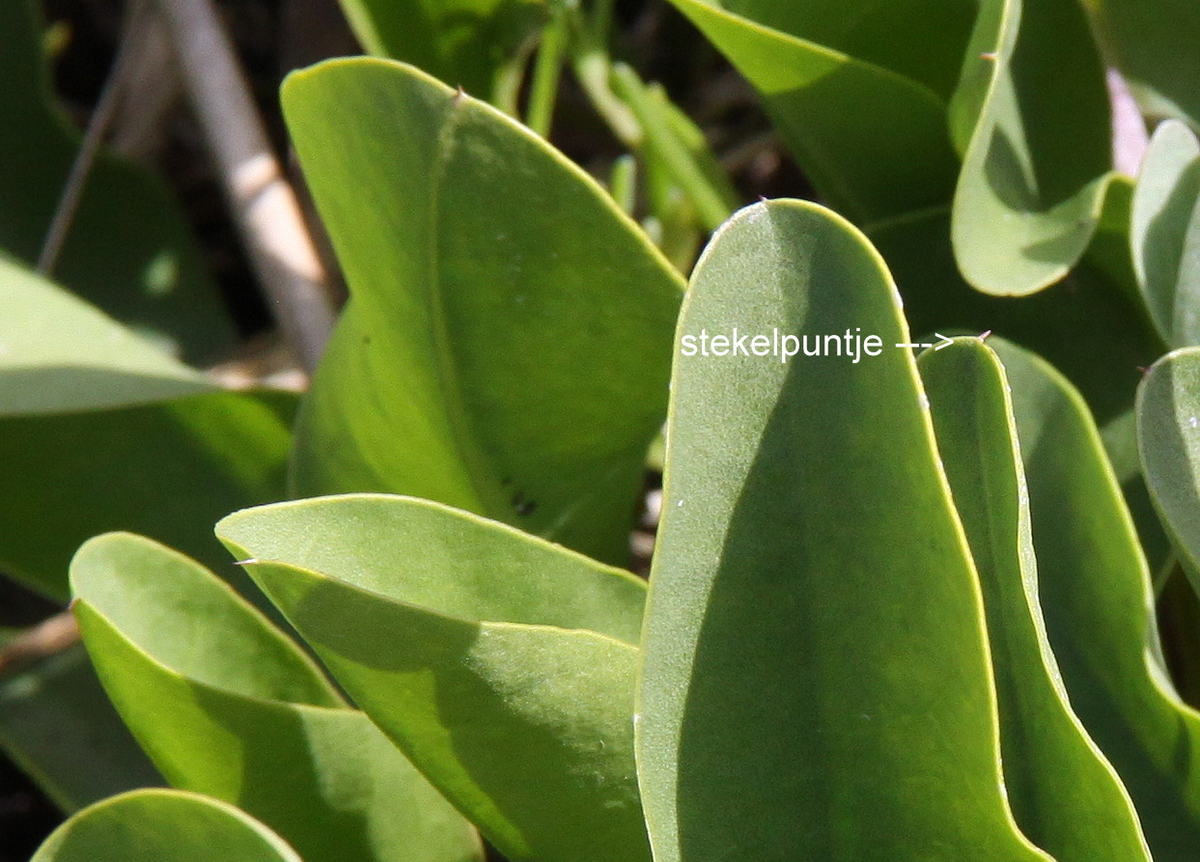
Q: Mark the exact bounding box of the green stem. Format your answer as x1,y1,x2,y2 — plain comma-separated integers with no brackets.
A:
526,9,569,137
610,62,735,231
609,154,637,215
589,0,616,45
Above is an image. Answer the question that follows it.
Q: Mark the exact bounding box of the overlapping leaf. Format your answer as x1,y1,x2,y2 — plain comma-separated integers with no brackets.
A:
921,338,1150,862
663,0,965,225
639,200,1045,861
0,0,234,364
71,532,482,862
0,257,212,415
950,0,1113,295
284,58,683,566
665,0,1116,298
217,494,649,862
995,338,1200,862
30,789,301,862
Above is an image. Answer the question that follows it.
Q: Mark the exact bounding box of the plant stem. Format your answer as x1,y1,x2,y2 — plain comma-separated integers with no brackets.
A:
609,154,637,215
0,612,79,679
526,8,569,137
155,0,337,373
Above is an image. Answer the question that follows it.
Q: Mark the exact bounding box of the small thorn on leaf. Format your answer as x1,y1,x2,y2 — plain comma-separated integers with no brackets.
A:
1137,366,1150,376
980,51,997,61
233,558,259,567
978,329,992,341
757,195,769,203
454,85,467,103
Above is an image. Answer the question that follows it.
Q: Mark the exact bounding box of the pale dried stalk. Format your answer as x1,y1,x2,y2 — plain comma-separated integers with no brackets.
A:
0,612,80,678
155,0,337,373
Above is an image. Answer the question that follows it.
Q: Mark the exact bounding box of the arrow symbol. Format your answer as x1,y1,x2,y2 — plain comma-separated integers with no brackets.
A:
895,333,957,351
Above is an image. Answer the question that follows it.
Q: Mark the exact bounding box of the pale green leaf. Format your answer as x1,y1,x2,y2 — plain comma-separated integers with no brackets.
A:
284,58,682,566
71,533,482,862
218,493,649,862
1130,120,1200,348
639,200,1046,861
0,257,212,416
951,0,1115,295
995,337,1200,861
921,337,1150,862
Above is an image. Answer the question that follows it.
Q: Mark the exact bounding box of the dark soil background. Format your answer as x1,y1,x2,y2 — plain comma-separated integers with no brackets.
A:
0,0,803,857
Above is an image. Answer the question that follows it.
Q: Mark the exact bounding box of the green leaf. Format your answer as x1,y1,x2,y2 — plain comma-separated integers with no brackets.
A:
0,390,296,600
1138,347,1200,596
951,0,1114,296
283,58,682,565
0,257,213,416
663,0,965,224
335,0,545,99
0,0,234,365
70,532,481,862
0,645,163,812
639,200,1045,861
920,337,1150,862
1130,120,1200,348
1090,0,1200,129
31,789,302,862
217,493,649,862
993,337,1200,862
217,494,647,643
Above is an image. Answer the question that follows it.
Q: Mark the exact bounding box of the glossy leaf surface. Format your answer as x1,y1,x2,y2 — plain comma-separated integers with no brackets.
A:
1131,120,1200,348
71,533,482,862
218,494,649,862
30,789,301,862
995,338,1200,861
0,0,234,364
284,58,683,565
639,200,1044,862
920,338,1150,862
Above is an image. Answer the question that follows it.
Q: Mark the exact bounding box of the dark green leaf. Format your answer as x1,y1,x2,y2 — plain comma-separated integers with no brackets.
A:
0,390,295,600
